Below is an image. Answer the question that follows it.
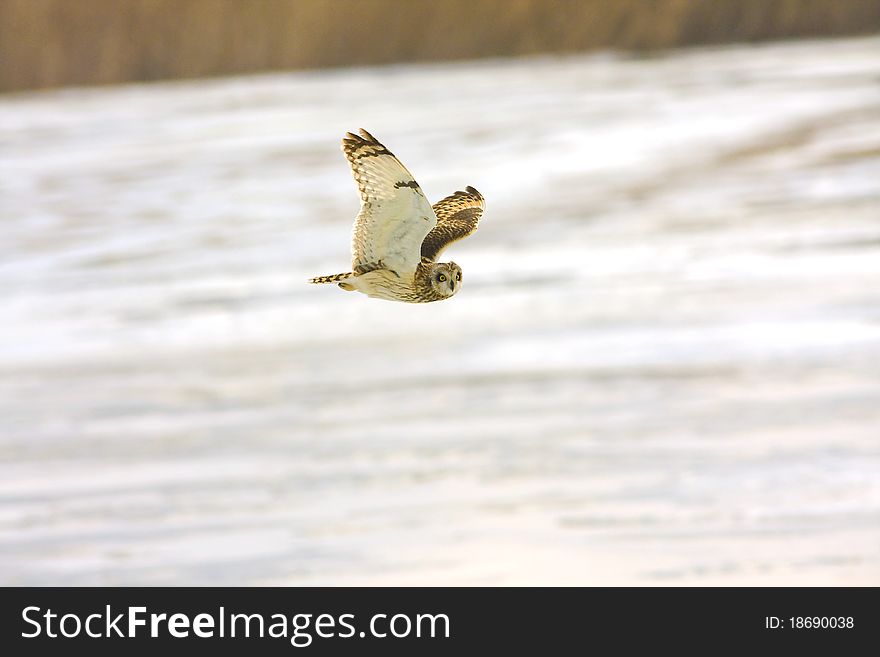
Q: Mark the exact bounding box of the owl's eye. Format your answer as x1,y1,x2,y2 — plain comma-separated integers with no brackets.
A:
455,272,462,281
438,274,447,282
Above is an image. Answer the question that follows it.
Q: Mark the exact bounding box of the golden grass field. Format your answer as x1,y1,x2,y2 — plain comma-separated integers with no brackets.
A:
2,0,880,91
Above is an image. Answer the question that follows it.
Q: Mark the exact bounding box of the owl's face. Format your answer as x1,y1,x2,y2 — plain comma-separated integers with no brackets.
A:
430,262,462,298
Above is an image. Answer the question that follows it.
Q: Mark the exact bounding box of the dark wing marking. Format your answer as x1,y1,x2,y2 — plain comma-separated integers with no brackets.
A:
421,186,484,262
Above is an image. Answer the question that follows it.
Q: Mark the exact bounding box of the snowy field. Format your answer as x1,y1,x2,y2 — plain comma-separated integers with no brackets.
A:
1,36,879,585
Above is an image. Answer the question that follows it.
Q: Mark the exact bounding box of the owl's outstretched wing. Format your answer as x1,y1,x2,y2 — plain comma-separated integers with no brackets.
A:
342,129,437,275
421,186,484,262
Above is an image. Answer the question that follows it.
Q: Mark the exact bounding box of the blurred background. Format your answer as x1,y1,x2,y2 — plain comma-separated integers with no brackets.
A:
1,1,879,585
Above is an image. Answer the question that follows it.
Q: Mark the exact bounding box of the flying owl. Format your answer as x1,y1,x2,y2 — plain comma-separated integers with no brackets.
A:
308,129,484,303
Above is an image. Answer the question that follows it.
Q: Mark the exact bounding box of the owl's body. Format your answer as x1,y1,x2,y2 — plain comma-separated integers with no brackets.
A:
309,129,483,303
314,261,463,303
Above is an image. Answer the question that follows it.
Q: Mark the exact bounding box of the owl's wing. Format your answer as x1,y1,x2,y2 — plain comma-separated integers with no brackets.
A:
342,129,437,275
420,186,484,262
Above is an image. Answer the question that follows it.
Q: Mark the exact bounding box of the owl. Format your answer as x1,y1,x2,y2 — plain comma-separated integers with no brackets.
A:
309,129,484,303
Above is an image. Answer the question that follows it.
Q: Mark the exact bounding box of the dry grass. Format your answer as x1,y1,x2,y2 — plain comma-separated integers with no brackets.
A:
2,0,879,92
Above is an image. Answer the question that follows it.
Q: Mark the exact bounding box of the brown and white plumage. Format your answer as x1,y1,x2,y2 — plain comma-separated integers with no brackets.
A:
309,129,484,303
423,186,484,262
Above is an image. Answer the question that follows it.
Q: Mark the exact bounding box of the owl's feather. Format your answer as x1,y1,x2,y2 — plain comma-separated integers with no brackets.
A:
308,271,353,284
342,129,437,276
421,186,484,262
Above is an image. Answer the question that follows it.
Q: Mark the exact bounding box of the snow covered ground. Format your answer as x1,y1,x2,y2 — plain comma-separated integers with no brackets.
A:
1,36,879,585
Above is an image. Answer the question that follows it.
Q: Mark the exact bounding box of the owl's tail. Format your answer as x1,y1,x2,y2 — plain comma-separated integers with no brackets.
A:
308,271,354,286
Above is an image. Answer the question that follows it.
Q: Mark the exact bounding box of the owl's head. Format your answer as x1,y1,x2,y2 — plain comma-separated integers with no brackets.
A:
430,261,463,298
